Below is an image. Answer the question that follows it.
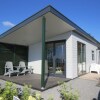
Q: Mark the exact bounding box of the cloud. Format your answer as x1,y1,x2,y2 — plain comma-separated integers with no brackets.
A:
2,21,15,27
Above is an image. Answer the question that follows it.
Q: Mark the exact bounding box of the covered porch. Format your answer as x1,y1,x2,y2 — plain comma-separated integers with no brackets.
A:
0,6,75,89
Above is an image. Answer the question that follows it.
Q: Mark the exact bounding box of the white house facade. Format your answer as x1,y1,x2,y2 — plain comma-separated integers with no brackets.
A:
28,30,100,79
0,5,100,87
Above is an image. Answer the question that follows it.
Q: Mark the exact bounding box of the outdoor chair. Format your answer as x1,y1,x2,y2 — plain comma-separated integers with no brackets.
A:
90,63,100,74
19,61,33,75
4,61,19,77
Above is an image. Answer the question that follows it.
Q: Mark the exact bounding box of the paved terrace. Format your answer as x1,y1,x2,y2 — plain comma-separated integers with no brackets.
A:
0,74,70,91
0,73,100,100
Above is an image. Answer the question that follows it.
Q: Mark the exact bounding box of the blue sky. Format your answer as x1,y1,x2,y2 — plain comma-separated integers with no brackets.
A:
0,0,100,41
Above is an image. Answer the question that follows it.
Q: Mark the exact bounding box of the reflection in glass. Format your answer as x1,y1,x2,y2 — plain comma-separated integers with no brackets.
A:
78,42,86,75
46,43,54,74
46,41,66,76
55,42,65,75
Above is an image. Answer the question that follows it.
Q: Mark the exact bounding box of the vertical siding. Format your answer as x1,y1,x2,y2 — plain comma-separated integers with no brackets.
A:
71,32,97,78
66,33,73,78
28,42,42,74
28,31,98,79
96,50,100,64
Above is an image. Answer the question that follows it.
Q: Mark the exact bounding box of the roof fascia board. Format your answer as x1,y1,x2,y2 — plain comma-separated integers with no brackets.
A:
0,6,51,39
0,5,100,47
50,6,100,47
73,30,96,44
73,30,100,48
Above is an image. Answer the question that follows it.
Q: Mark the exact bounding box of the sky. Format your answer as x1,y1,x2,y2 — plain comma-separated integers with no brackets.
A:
0,0,100,41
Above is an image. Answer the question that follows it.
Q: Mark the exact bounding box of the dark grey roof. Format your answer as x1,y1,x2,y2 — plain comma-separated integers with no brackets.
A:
0,5,100,48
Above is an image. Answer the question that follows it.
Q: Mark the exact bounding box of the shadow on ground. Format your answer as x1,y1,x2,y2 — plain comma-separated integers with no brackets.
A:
93,91,100,100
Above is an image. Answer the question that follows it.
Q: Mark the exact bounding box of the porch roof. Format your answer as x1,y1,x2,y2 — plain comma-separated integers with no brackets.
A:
0,5,100,47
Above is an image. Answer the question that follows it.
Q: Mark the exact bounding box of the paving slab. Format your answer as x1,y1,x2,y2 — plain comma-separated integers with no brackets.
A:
0,74,100,100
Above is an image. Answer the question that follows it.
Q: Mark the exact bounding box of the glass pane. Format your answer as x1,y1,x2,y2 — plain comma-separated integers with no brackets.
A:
55,42,65,75
82,44,86,72
78,42,86,75
0,43,28,75
78,42,81,63
46,43,54,74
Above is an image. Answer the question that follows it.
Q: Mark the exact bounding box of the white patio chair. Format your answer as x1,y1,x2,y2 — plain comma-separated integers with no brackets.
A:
19,61,33,75
4,61,19,77
90,63,100,74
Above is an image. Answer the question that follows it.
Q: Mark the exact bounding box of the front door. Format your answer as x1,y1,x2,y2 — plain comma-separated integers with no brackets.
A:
46,40,66,77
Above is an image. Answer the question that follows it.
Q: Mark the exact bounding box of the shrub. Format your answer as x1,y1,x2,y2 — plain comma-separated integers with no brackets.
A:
0,82,18,100
0,81,80,100
32,92,43,100
21,85,43,100
47,95,54,100
21,84,31,100
59,82,79,100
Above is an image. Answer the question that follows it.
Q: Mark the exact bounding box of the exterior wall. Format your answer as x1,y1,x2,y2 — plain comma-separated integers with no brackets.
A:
28,31,98,79
70,31,98,78
66,33,73,78
28,42,42,74
46,32,70,42
28,31,71,75
96,50,100,64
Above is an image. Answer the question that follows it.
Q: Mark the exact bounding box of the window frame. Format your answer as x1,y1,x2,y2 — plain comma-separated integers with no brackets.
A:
92,50,95,61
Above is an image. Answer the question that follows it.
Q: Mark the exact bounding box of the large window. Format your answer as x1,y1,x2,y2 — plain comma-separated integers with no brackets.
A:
46,40,66,77
0,43,28,75
77,42,86,75
92,51,95,60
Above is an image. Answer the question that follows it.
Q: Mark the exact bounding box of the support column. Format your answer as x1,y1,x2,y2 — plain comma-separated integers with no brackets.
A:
41,16,46,89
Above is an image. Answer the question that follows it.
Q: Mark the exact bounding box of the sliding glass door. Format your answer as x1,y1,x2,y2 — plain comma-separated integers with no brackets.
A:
55,42,66,76
0,43,28,75
46,40,66,77
46,43,54,74
77,42,86,75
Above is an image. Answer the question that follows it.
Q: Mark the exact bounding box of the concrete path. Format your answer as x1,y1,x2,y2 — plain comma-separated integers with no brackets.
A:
42,78,100,100
69,78,99,100
0,78,100,100
79,73,100,81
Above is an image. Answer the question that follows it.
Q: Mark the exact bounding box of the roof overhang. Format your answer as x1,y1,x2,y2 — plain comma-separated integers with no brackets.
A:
0,5,100,47
0,6,74,46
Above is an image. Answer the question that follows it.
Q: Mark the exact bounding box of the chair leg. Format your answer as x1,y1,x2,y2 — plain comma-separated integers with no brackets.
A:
17,73,19,76
9,73,11,77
